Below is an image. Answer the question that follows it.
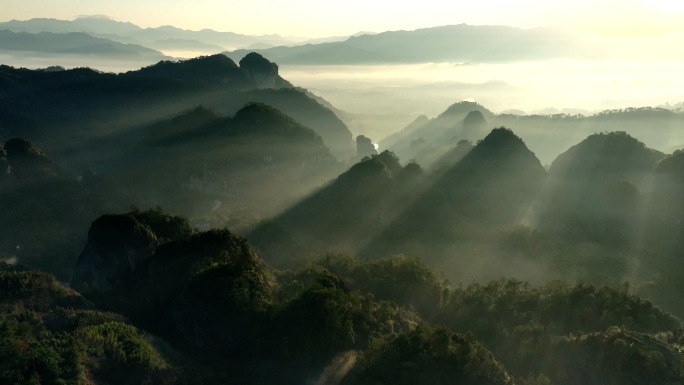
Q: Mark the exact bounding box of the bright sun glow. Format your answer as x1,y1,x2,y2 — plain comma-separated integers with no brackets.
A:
648,1,684,13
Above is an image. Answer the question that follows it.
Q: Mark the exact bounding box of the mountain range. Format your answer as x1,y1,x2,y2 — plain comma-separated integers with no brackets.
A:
4,44,684,384
0,52,355,162
0,16,300,51
383,103,684,166
225,24,594,64
0,17,622,71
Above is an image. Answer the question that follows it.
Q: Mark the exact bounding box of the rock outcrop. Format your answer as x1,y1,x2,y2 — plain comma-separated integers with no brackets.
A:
239,52,281,89
71,214,157,293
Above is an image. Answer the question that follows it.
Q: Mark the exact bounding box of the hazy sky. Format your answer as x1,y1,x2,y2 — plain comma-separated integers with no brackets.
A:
3,0,684,37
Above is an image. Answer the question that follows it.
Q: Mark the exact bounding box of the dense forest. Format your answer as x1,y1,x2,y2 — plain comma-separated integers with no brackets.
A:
2,54,684,384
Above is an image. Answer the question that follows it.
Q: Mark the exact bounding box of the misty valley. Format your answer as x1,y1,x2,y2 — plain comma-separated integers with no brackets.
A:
3,17,684,385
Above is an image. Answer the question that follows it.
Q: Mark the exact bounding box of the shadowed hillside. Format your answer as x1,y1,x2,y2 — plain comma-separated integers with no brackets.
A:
248,151,425,267
0,53,355,166
363,128,546,280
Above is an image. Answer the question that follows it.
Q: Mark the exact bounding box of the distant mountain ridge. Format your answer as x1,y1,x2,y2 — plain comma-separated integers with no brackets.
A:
0,29,169,60
0,19,604,69
225,24,593,64
0,16,302,52
384,104,684,167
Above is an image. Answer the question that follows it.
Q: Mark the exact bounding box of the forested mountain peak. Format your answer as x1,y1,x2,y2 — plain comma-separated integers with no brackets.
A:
446,127,545,178
232,102,314,133
549,131,665,177
656,149,684,176
361,128,546,269
130,53,281,88
441,100,494,119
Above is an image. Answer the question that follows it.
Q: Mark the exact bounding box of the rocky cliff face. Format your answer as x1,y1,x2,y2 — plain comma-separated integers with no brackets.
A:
239,52,282,89
71,211,274,352
71,214,157,293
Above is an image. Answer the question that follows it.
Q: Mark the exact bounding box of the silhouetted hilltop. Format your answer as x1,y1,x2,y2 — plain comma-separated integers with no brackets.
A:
535,132,665,245
107,103,342,224
655,150,684,177
230,102,324,140
547,132,665,182
435,127,546,219
645,150,684,247
637,149,684,316
0,53,354,165
382,101,494,167
363,128,546,273
132,53,240,83
345,326,514,385
145,105,222,146
462,110,488,140
249,150,424,266
239,52,282,88
238,87,355,159
386,103,684,167
130,52,292,89
496,107,684,164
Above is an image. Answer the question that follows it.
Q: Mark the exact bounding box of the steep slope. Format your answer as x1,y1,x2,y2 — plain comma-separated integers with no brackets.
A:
0,53,354,166
363,128,547,279
637,150,684,316
110,103,342,223
379,114,430,150
382,101,494,167
248,151,424,267
0,138,100,278
535,132,665,245
239,87,355,159
648,150,684,247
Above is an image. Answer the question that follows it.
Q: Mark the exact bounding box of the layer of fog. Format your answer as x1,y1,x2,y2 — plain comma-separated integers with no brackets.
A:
281,59,684,141
0,51,156,73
